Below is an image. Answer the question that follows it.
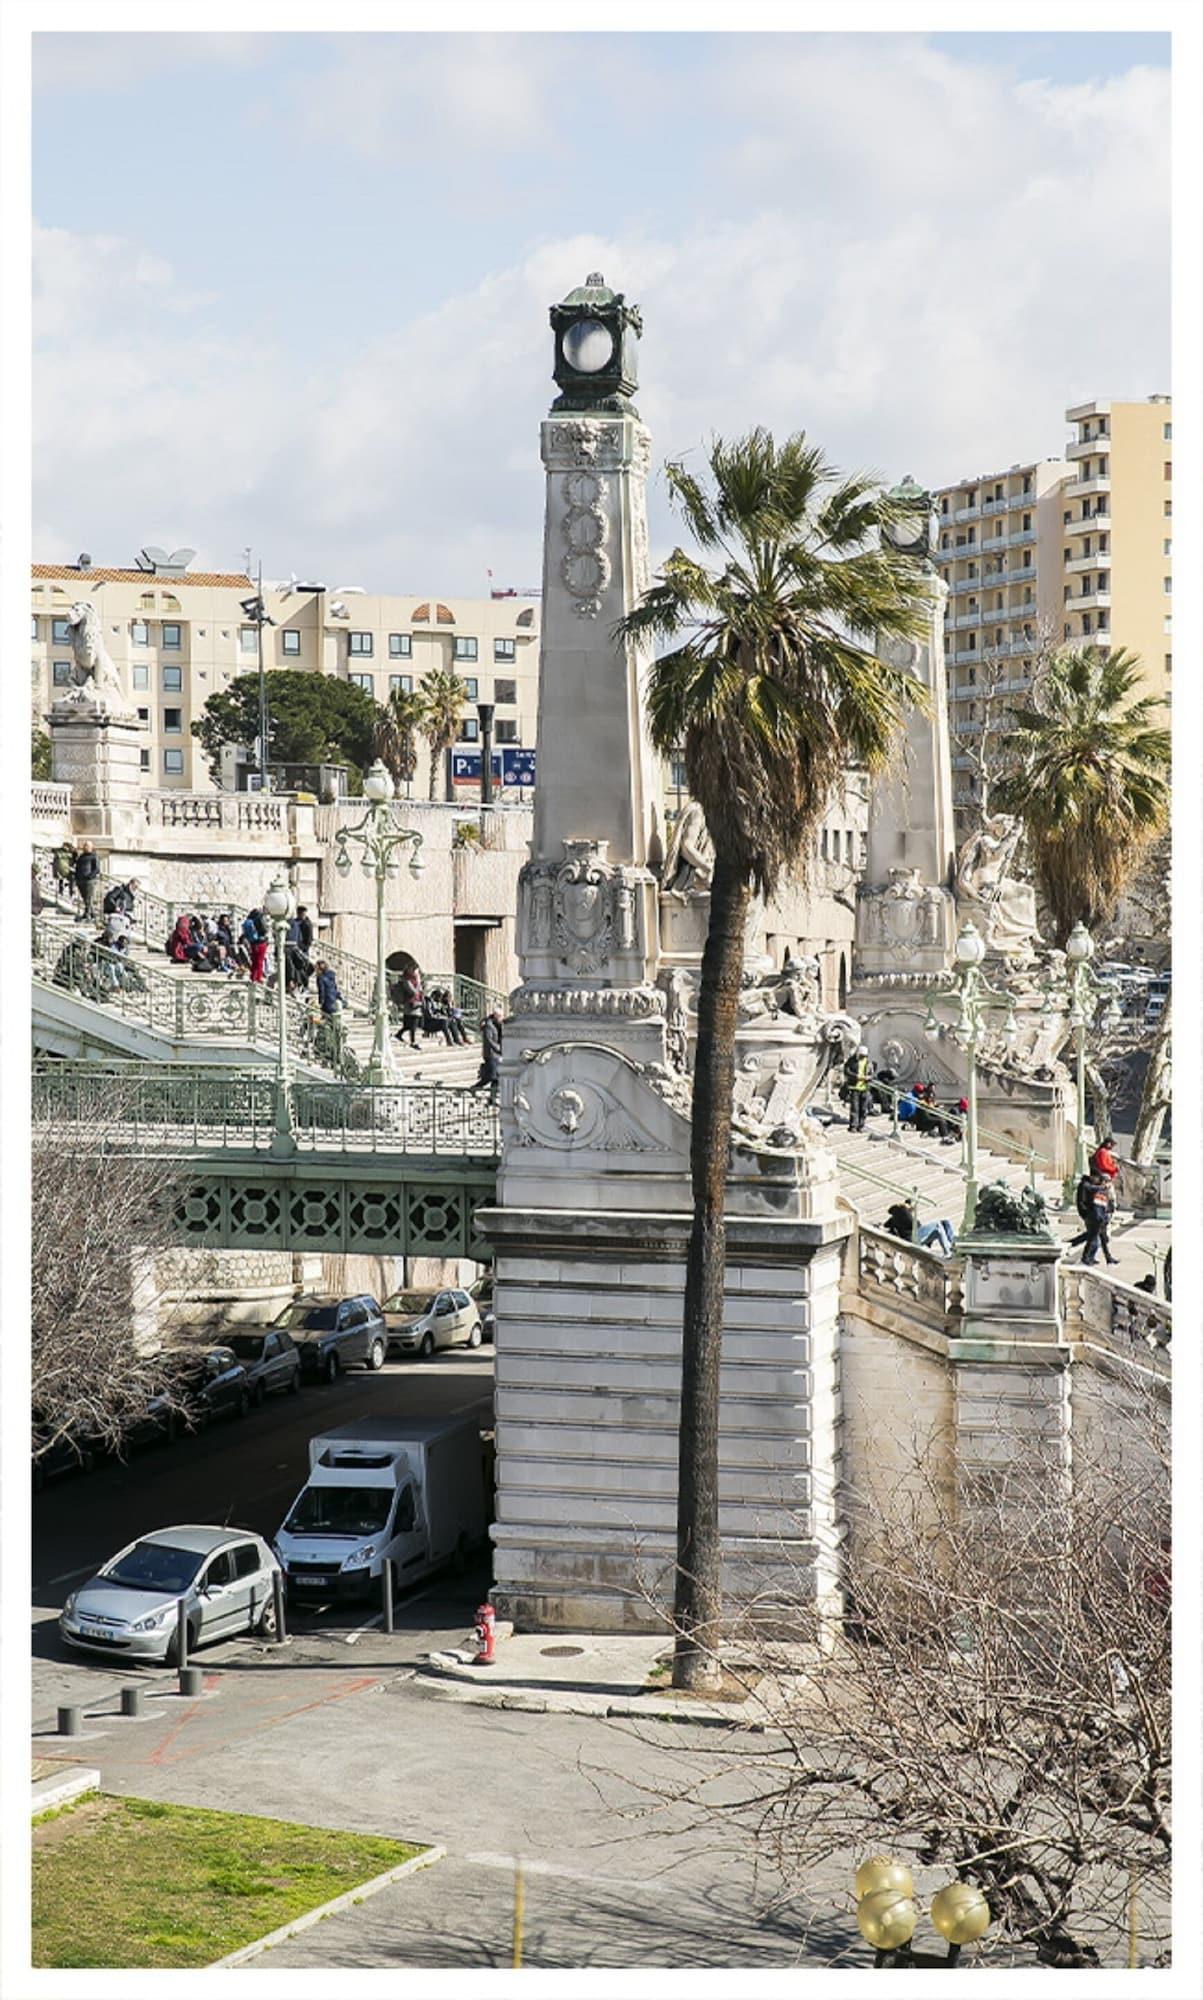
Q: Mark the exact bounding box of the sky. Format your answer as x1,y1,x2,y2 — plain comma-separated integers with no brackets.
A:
31,28,1171,595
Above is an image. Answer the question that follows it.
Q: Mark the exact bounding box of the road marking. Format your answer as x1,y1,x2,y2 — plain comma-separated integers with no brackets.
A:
344,1615,380,1646
38,1563,98,1591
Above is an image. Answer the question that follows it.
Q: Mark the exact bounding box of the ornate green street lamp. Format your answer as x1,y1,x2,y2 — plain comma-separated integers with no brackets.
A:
923,920,1018,1235
334,760,425,1084
263,874,295,1156
1039,922,1122,1197
855,1855,991,1968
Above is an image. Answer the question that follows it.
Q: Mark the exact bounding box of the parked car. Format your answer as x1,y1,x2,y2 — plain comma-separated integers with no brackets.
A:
32,1416,101,1492
59,1525,280,1662
379,1286,481,1359
126,1346,252,1445
224,1328,302,1403
272,1295,387,1382
468,1273,495,1345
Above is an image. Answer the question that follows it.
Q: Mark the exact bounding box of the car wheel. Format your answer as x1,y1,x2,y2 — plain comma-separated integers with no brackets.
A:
165,1620,199,1668
325,1352,340,1384
467,1322,482,1349
419,1332,435,1360
368,1337,386,1371
288,1367,300,1396
255,1596,279,1640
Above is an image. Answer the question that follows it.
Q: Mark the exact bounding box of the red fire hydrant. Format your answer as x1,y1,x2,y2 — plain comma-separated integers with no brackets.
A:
474,1602,496,1666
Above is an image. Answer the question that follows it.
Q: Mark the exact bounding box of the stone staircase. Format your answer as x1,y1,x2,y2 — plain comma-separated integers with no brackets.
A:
812,1108,1170,1295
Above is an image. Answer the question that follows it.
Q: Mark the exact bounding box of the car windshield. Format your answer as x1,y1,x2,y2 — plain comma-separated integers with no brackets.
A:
284,1487,393,1536
104,1541,206,1594
225,1335,266,1359
275,1302,339,1331
382,1291,432,1315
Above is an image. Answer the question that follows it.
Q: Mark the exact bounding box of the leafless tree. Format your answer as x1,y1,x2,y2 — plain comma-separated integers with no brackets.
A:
618,1373,1170,1968
32,1096,185,1460
948,618,1057,839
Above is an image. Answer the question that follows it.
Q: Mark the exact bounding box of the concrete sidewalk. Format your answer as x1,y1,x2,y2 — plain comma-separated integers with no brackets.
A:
419,1629,783,1727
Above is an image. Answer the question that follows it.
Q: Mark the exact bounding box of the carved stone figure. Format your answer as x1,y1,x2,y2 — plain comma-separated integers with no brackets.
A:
973,1180,1052,1238
661,800,714,900
529,874,554,949
955,813,1038,955
64,601,129,711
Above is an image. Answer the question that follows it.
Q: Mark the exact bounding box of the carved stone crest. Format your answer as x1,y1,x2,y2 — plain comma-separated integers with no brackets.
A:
555,839,613,973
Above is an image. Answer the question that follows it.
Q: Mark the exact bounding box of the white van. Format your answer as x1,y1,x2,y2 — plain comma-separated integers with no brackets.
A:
273,1414,490,1605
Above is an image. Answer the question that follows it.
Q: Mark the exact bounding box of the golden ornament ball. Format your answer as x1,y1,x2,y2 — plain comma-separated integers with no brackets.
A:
931,1881,991,1945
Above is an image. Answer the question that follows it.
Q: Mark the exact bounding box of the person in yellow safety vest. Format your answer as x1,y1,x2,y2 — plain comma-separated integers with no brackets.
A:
846,1048,873,1133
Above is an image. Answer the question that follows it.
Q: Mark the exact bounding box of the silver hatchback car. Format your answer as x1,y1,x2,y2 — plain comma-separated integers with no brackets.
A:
381,1286,481,1359
59,1525,280,1663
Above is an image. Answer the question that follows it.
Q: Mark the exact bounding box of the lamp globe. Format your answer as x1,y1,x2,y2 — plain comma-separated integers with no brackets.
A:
363,760,395,804
854,1856,914,1901
263,876,292,922
955,921,986,967
930,1881,991,1945
1065,921,1094,966
856,1888,917,1952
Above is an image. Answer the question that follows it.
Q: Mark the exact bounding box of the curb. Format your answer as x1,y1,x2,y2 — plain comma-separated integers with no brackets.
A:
210,1843,445,1965
414,1671,763,1730
31,1767,100,1817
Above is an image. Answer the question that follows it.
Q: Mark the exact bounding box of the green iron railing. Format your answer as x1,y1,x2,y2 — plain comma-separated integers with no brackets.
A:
31,1059,500,1158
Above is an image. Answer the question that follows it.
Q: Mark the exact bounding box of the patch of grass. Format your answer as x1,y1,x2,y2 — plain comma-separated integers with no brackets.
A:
33,1794,424,1969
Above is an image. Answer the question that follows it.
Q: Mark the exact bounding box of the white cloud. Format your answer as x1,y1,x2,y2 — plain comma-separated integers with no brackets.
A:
32,40,1169,594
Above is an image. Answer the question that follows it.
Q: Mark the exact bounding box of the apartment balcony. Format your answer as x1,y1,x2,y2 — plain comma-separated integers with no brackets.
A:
951,611,981,630
1007,528,1036,548
1066,431,1109,461
1064,550,1108,576
953,503,981,523
952,647,982,664
979,533,1006,551
1003,562,1037,584
1071,587,1111,608
980,497,1008,518
1063,509,1111,539
950,576,981,596
1007,489,1037,510
1063,473,1111,501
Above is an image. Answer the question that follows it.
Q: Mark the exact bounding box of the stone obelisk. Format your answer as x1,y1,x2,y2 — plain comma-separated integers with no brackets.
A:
479,279,850,1636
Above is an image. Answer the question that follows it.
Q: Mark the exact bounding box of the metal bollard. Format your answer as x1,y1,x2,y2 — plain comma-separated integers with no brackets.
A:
57,1705,81,1738
120,1686,144,1718
175,1597,189,1674
381,1560,394,1634
272,1569,287,1645
178,1665,203,1697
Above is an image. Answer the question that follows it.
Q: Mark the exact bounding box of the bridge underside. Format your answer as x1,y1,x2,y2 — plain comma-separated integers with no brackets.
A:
143,1152,496,1259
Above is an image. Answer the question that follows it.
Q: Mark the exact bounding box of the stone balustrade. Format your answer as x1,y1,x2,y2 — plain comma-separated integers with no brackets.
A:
145,792,288,835
32,781,73,824
856,1223,962,1329
1062,1266,1170,1371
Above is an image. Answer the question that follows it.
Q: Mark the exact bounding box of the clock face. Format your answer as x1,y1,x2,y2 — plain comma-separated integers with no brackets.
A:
888,513,925,551
562,317,614,375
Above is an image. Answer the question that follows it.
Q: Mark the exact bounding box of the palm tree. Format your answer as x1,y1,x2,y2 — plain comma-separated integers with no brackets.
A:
995,646,1170,944
419,669,468,801
373,687,425,795
618,429,930,1690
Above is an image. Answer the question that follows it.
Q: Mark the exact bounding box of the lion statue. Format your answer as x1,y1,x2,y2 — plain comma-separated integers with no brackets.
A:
973,1180,1051,1238
64,601,130,712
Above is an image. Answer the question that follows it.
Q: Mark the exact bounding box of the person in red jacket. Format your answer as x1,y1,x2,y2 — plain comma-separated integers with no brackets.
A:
1090,1141,1119,1181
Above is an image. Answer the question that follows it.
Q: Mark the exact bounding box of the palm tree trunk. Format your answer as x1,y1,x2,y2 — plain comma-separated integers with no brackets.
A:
674,850,750,1692
427,741,439,801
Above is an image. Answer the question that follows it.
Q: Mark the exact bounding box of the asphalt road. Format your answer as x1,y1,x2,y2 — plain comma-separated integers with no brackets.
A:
32,1351,495,1614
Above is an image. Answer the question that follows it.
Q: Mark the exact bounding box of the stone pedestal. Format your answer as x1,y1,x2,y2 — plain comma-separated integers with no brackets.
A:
950,1232,1070,1523
48,699,143,845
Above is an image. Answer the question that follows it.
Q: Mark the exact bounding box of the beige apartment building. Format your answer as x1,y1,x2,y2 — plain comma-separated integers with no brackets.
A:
935,393,1171,822
31,557,541,795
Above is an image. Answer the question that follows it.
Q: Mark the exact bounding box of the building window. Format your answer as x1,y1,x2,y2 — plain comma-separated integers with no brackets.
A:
1022,514,1032,531
131,619,149,646
348,671,373,693
31,616,38,640
453,637,478,662
1163,538,1172,557
162,665,183,692
163,749,184,775
494,638,516,662
161,622,182,649
282,629,302,656
140,749,150,772
348,631,373,656
1164,576,1172,594
1165,654,1172,675
670,755,688,793
495,719,518,744
1163,615,1172,633
1164,462,1172,480
52,617,72,643
517,607,535,627
52,660,72,686
389,673,413,696
137,707,149,726
1165,499,1172,517
163,707,182,733
1082,615,1092,635
389,633,412,658
462,676,479,701
494,678,517,705
459,717,480,743
132,664,149,690
1163,421,1172,440
967,667,976,686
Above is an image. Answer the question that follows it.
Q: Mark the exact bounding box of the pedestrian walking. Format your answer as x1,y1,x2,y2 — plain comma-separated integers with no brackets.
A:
1081,1173,1118,1267
397,966,424,1050
474,1008,503,1102
315,960,345,1017
242,908,270,984
73,840,100,922
845,1048,872,1133
1089,1140,1119,1182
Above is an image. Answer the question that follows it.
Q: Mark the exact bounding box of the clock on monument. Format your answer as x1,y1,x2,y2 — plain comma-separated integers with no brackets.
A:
882,474,938,564
550,273,642,416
